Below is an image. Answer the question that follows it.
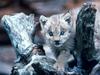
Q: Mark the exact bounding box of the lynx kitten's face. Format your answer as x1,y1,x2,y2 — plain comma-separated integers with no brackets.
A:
40,13,73,47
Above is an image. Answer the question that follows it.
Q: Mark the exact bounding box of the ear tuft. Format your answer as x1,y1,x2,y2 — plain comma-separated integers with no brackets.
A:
64,13,71,21
63,11,72,24
39,15,48,26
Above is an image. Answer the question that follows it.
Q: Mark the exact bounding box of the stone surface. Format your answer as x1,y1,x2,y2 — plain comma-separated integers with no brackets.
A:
75,3,97,75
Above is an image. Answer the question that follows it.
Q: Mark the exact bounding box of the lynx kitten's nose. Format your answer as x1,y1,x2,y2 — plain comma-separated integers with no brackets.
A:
54,40,60,45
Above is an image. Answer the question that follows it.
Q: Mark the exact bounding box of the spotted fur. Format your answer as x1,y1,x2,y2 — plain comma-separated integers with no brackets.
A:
39,12,75,71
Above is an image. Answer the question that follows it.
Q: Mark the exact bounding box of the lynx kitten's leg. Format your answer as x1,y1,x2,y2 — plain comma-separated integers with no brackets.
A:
54,50,74,71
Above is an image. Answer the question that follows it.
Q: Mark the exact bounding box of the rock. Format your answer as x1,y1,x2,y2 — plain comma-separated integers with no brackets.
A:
75,3,97,74
90,62,100,75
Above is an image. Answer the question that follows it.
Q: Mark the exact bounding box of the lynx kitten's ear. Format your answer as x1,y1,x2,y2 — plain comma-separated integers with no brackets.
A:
63,11,72,24
39,15,48,29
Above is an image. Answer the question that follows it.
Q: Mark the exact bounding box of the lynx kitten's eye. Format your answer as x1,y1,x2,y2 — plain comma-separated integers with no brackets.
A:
69,31,71,33
60,31,65,35
49,31,53,36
